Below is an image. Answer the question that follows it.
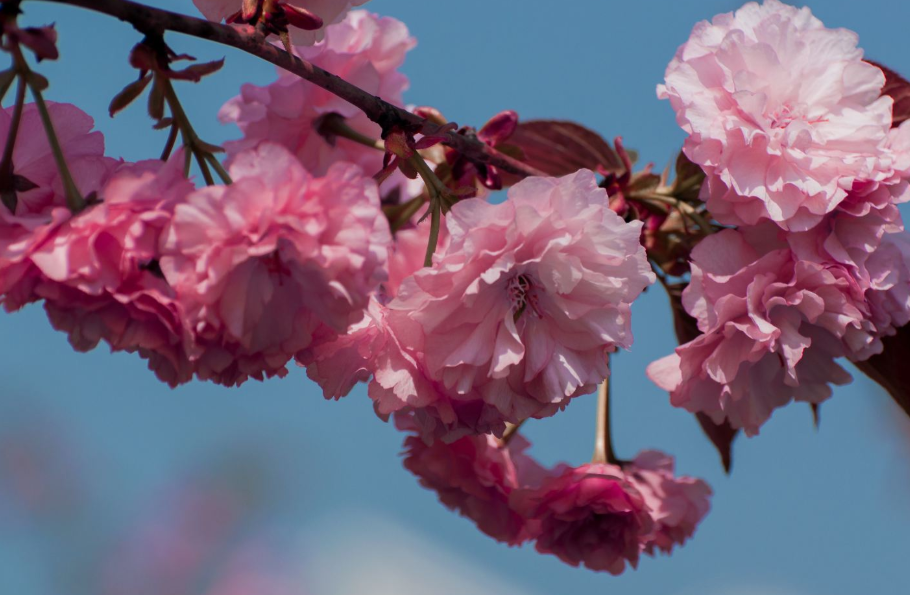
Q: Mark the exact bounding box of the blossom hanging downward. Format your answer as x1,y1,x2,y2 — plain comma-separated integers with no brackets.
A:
0,102,119,311
400,417,546,545
659,0,893,231
647,229,869,435
159,142,391,386
219,10,415,193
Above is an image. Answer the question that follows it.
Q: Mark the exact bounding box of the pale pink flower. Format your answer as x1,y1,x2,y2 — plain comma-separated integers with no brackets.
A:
193,0,369,46
0,102,118,310
401,423,545,545
219,10,414,192
624,451,712,555
659,0,893,231
301,170,653,440
30,155,196,386
511,462,653,574
160,143,390,386
647,229,868,435
388,169,654,432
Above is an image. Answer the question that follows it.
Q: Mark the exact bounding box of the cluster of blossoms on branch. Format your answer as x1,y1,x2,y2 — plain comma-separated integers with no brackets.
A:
648,0,910,436
3,0,910,575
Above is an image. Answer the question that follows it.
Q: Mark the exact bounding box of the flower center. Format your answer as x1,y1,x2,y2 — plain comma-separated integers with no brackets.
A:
767,103,827,130
508,274,543,321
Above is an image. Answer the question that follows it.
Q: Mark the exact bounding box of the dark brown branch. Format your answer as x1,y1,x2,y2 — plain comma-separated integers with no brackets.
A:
33,0,545,178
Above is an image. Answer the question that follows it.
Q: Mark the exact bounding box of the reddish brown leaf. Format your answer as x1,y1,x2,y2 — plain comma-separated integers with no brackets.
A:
695,412,738,473
507,120,623,178
169,58,225,83
666,282,740,473
109,74,152,117
868,60,910,128
855,323,910,418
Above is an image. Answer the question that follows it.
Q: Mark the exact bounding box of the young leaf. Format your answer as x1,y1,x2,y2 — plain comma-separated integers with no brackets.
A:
854,324,910,418
507,120,623,177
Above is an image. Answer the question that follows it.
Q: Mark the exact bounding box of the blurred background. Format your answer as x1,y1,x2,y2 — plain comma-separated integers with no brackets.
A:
2,1,910,593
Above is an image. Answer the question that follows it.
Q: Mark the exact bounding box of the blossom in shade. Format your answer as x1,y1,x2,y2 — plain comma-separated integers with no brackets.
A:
647,229,872,434
193,0,369,46
0,102,119,311
388,169,654,434
864,231,910,340
511,462,652,574
160,143,390,386
401,420,546,545
624,451,712,555
658,0,893,231
219,10,414,190
30,155,196,386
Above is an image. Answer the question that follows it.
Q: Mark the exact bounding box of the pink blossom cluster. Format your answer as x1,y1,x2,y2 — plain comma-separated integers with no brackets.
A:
401,423,711,574
219,10,418,197
0,101,391,387
300,169,655,440
652,0,910,434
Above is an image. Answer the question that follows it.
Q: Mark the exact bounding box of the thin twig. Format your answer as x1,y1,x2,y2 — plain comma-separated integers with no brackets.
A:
34,0,545,179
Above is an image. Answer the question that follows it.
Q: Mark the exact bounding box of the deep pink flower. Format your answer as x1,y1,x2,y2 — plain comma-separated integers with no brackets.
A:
402,423,545,545
512,463,652,574
624,451,712,555
388,169,654,432
193,0,369,46
30,155,196,387
160,143,390,386
647,229,870,435
659,0,893,231
0,102,119,311
219,10,415,195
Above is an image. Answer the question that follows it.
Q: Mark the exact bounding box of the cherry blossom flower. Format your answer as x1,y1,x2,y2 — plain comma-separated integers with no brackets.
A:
0,102,119,311
624,450,712,555
512,462,652,574
159,143,390,386
647,229,867,435
219,10,414,194
659,0,893,231
401,422,546,545
388,169,654,433
301,169,653,439
30,155,195,386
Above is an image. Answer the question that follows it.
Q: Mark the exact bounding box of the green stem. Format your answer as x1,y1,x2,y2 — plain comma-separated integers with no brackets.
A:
0,75,27,212
160,122,179,161
195,150,215,185
161,77,227,185
592,355,619,465
423,197,441,267
27,79,85,212
320,114,385,151
205,153,232,185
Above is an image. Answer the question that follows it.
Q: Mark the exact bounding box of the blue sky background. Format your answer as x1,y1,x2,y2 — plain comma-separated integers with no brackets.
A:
1,1,910,593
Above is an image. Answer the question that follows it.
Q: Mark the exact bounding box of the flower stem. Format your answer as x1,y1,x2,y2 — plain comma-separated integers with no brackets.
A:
160,122,179,161
592,354,619,465
500,420,525,447
423,197,441,267
27,79,86,213
0,75,27,212
319,113,385,151
161,77,229,185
